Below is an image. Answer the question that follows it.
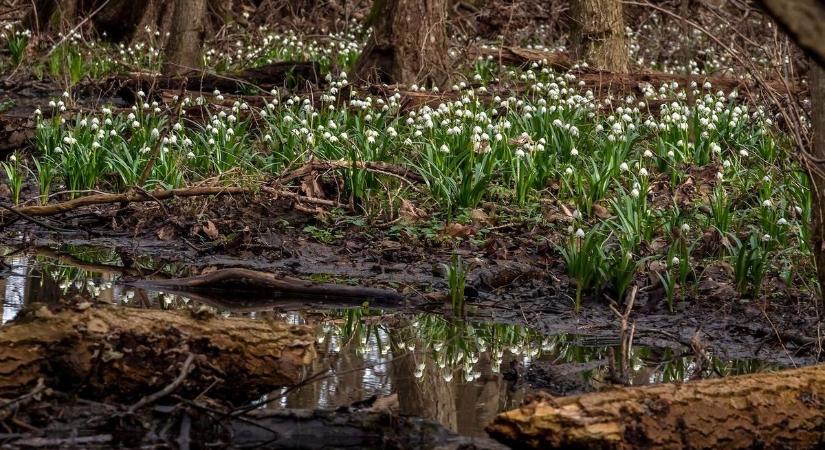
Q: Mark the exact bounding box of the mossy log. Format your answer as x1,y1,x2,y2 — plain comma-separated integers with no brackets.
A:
487,364,825,449
0,304,315,403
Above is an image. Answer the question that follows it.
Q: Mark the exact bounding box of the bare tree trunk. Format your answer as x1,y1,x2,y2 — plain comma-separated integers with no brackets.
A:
162,0,207,76
569,0,628,72
757,0,825,294
354,0,449,87
487,363,825,449
809,64,825,293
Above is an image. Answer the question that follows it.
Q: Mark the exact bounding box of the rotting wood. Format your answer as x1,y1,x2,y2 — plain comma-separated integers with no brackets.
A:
486,364,825,449
130,267,407,304
0,303,316,402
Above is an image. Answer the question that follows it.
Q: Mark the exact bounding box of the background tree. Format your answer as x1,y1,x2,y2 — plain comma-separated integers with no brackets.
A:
353,0,450,87
569,0,628,72
757,0,825,296
161,0,208,76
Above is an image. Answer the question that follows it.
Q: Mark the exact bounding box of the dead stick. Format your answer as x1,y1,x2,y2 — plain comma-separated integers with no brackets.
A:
128,353,195,414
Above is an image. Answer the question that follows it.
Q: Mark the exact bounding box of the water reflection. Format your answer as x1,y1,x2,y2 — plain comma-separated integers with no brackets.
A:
0,245,780,438
267,308,779,437
2,255,29,324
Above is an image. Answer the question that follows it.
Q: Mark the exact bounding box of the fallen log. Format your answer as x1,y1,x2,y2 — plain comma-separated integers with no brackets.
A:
486,364,825,449
0,303,315,402
131,267,407,304
469,45,802,95
471,46,573,71
93,61,322,99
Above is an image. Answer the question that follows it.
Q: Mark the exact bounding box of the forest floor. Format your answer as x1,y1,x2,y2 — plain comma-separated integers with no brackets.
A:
0,0,820,448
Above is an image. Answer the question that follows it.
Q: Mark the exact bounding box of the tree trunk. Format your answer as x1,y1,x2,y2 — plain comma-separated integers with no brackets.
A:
354,0,449,87
162,0,207,76
569,0,628,72
757,1,825,295
809,64,825,294
0,303,315,403
487,364,825,449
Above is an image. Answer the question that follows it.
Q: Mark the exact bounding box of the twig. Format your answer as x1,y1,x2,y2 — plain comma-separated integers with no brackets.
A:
45,0,112,56
0,203,75,232
128,353,195,414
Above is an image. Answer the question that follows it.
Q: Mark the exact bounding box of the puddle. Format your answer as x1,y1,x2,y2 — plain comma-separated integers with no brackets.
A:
0,246,780,437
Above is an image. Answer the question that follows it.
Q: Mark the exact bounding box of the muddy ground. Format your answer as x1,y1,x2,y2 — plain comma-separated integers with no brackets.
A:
1,193,817,370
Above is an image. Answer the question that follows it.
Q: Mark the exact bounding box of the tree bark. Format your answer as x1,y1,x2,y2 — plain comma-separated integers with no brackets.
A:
808,64,825,294
0,303,315,403
759,0,825,66
569,0,628,72
162,0,208,76
354,0,450,87
487,364,825,449
756,1,825,296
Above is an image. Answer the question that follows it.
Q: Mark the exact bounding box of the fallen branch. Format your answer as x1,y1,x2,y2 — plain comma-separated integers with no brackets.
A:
131,268,407,304
0,185,347,221
487,363,825,449
279,160,425,185
127,353,195,414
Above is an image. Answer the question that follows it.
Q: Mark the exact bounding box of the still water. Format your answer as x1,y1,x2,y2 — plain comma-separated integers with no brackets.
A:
0,246,779,437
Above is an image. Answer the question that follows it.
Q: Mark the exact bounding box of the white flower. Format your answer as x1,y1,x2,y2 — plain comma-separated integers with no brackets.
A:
643,150,653,158
762,199,772,208
681,223,690,233
570,148,579,156
671,256,680,266
777,218,789,226
639,168,649,177
739,149,749,157
575,228,585,238
565,166,574,175
515,148,526,158
440,144,450,153
619,162,629,171
630,188,640,198
761,234,771,242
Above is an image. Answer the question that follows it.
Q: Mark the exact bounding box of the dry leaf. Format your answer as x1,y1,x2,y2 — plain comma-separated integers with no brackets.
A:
156,224,178,241
300,172,325,199
592,203,611,219
203,220,220,240
400,198,428,222
444,222,475,238
469,208,490,224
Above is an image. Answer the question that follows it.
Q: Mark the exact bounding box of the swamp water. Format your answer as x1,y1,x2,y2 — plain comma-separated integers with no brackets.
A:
0,246,778,437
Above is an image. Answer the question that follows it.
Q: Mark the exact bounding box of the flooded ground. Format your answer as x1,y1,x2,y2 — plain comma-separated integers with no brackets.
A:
0,245,781,438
